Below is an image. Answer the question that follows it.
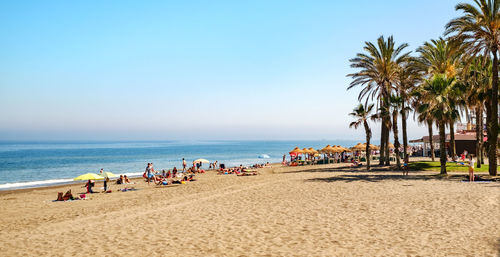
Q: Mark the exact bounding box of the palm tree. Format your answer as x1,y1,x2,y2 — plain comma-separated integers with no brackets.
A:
349,103,375,171
417,74,457,175
414,104,436,161
396,59,421,161
416,38,461,77
348,35,410,166
416,37,462,160
463,57,491,166
445,0,499,176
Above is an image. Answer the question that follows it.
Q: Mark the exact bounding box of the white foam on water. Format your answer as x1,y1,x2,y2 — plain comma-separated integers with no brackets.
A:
0,178,76,190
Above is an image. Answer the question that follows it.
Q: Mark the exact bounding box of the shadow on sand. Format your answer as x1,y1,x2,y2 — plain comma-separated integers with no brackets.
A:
305,173,458,183
283,165,494,183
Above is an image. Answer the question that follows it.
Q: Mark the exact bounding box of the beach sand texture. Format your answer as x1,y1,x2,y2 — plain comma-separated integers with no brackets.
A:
0,164,499,256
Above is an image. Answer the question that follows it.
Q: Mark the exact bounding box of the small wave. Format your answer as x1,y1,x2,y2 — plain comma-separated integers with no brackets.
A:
0,178,75,190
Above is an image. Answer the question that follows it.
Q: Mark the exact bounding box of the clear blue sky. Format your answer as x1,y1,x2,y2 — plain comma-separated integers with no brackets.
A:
0,0,460,140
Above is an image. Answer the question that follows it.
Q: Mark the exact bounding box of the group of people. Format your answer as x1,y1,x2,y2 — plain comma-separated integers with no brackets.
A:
217,164,260,176
143,161,201,186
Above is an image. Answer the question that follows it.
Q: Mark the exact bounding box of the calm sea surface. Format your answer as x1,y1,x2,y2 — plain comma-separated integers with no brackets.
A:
0,140,360,190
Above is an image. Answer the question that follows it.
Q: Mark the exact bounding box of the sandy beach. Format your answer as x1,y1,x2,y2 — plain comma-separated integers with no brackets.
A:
0,163,499,256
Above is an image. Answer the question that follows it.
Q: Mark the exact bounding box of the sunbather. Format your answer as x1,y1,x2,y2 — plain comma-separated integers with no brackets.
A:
156,178,170,186
117,175,124,184
63,189,74,200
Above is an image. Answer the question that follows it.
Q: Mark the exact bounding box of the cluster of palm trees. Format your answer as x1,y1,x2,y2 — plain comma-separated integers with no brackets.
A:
347,0,498,176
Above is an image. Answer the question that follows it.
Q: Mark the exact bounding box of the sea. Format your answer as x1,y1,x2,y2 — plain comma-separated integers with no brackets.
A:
0,140,361,190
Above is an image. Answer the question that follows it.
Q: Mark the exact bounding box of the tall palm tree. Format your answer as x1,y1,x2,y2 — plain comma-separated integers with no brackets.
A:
417,74,457,175
396,59,422,161
348,35,410,166
416,37,462,160
349,103,375,171
463,57,491,166
414,103,436,161
445,0,499,176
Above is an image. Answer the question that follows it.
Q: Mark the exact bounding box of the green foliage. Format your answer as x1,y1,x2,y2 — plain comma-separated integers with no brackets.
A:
408,161,496,173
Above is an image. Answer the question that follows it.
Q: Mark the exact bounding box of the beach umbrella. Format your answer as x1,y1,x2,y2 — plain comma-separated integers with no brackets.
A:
302,148,312,154
320,145,332,154
308,147,318,154
351,143,365,151
289,147,304,154
332,145,344,153
73,173,104,181
387,143,395,149
193,158,210,164
324,145,336,154
100,171,118,178
339,146,352,152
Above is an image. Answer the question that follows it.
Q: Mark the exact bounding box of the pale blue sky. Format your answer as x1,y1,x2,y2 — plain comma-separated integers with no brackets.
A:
0,0,460,140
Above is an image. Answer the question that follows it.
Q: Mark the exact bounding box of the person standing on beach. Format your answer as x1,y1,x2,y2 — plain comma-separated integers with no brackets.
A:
468,155,475,182
100,168,108,191
145,163,152,185
182,158,187,172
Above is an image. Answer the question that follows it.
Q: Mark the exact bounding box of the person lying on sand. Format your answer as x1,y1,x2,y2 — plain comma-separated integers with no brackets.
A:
350,160,362,167
237,172,258,176
181,175,196,182
155,178,170,186
56,190,75,201
63,189,74,200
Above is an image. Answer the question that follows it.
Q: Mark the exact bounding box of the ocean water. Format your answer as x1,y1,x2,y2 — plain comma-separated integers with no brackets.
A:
0,140,359,190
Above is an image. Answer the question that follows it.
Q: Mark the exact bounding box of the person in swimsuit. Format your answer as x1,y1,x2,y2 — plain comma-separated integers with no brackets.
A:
468,155,475,182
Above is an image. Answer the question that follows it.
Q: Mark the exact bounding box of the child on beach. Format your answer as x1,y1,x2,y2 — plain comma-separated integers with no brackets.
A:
403,155,409,176
468,155,475,182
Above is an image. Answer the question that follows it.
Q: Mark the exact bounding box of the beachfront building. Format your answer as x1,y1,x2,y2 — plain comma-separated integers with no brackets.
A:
410,124,485,157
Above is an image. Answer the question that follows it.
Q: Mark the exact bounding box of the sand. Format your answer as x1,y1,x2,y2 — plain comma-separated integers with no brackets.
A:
0,163,499,256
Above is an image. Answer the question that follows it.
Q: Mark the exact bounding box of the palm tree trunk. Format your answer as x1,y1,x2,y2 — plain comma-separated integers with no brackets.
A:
384,120,391,166
476,105,482,168
364,121,371,171
379,121,386,166
427,119,435,161
402,101,408,160
488,49,498,176
479,105,485,164
449,121,456,159
439,121,447,175
392,111,401,169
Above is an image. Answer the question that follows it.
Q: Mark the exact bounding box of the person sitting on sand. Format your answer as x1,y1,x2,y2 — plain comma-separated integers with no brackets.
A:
172,167,178,177
117,175,124,184
124,175,131,184
85,179,95,193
